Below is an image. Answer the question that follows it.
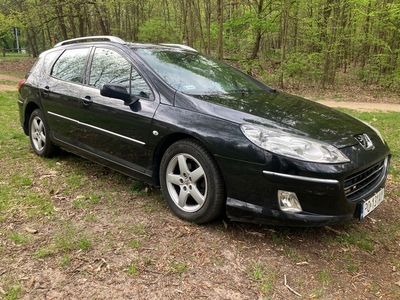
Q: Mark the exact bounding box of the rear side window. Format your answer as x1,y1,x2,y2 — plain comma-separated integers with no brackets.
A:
52,48,89,83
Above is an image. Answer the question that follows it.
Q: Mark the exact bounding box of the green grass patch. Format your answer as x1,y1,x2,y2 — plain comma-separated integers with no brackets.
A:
34,247,55,259
8,232,29,244
126,262,139,275
318,268,332,285
54,222,92,252
0,282,23,300
129,239,142,249
131,223,146,235
248,261,278,294
169,261,187,275
59,254,71,268
0,53,31,61
337,229,375,251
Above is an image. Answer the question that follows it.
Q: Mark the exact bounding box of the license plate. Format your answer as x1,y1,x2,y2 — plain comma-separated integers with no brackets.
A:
360,188,384,220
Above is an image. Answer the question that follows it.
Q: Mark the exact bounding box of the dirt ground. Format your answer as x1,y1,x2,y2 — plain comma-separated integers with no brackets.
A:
1,59,400,300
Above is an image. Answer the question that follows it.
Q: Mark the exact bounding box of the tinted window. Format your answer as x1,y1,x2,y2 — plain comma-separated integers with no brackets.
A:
89,48,152,99
52,48,89,83
135,49,265,95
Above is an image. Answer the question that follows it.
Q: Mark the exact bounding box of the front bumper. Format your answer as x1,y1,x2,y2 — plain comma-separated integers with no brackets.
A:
220,155,390,227
226,197,353,227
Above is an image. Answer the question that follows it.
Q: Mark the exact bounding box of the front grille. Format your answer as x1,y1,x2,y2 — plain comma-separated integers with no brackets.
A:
344,158,388,201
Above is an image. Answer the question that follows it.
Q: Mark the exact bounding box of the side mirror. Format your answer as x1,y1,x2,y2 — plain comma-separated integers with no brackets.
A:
100,83,138,105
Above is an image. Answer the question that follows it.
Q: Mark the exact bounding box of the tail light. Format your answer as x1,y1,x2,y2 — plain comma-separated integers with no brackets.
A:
18,79,26,92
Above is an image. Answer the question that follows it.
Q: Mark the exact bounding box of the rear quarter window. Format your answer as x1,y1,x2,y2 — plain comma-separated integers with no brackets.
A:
52,48,89,83
43,50,63,74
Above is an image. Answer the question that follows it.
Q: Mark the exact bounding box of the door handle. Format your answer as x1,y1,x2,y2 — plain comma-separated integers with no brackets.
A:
42,86,50,95
81,96,93,107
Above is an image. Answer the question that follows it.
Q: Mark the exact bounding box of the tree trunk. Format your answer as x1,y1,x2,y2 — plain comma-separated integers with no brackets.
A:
250,0,264,60
217,0,224,59
279,0,290,88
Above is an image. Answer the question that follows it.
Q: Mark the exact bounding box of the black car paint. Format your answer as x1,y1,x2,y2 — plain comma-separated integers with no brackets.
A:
18,41,391,226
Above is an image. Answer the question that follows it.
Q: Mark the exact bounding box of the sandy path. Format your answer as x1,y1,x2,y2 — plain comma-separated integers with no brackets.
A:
318,100,400,112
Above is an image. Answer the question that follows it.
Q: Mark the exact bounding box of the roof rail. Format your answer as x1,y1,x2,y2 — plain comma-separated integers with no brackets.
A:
160,43,197,52
54,36,126,47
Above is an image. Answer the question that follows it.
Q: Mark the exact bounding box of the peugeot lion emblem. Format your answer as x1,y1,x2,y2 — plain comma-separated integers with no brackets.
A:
355,133,374,150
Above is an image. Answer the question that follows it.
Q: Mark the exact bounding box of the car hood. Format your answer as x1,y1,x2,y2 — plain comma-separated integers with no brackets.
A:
179,91,376,149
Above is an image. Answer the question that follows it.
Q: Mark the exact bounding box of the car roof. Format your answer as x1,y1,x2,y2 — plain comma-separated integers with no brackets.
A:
54,35,197,52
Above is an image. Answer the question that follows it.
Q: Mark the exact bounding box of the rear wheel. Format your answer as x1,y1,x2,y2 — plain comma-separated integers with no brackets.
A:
160,139,225,223
29,109,60,157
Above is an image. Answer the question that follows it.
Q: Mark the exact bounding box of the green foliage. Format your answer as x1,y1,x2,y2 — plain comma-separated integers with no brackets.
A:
138,19,181,43
280,52,324,88
1,0,400,90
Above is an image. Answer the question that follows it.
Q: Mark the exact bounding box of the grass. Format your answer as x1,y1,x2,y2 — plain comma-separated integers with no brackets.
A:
1,280,23,300
8,232,29,244
1,70,400,299
60,254,71,267
0,53,30,62
126,262,138,275
128,239,141,249
54,222,92,252
249,262,278,294
337,230,375,251
34,247,55,259
318,268,332,285
169,261,187,275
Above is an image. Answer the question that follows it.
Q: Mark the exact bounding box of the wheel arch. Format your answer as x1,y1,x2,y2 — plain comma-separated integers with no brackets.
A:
151,132,226,190
152,133,194,186
23,102,40,135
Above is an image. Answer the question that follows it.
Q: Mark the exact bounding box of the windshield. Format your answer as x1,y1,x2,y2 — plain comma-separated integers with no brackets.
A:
135,48,265,95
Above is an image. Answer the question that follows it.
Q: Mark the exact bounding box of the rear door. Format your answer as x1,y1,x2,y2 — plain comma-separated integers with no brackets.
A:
40,47,90,145
77,47,159,173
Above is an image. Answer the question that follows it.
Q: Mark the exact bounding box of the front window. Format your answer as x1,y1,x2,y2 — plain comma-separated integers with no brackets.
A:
135,48,265,95
89,48,152,99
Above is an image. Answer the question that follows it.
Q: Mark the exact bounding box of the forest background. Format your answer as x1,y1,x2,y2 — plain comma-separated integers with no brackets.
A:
1,0,400,93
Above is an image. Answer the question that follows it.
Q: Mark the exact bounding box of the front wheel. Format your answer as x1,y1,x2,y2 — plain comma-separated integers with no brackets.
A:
29,109,60,157
160,139,225,224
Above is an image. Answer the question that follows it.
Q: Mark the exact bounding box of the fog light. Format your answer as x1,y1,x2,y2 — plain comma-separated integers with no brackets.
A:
278,190,302,212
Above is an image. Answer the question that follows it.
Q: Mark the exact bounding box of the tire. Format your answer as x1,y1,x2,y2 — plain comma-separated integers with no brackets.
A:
160,139,225,224
29,109,60,157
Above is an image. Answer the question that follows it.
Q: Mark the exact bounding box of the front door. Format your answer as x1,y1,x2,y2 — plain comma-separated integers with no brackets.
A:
77,47,158,173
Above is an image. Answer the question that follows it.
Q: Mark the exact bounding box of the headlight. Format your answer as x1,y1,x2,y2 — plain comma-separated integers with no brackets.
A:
240,124,350,163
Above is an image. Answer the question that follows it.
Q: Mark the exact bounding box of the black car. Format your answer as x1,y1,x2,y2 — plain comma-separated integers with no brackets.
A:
18,36,391,226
